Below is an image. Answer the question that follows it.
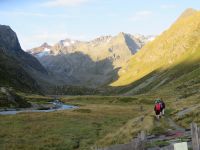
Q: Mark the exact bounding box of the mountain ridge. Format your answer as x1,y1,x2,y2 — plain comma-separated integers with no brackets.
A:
110,9,200,95
0,25,48,92
28,32,154,87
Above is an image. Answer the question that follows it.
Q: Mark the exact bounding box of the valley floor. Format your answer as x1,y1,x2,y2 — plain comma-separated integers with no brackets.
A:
0,93,199,150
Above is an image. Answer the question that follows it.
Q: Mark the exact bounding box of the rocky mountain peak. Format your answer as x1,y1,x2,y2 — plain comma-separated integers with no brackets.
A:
118,32,126,36
116,32,131,40
41,42,50,48
91,35,112,44
0,25,22,52
177,8,197,20
117,32,137,41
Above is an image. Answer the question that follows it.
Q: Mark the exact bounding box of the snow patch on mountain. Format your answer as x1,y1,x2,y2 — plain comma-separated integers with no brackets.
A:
60,39,76,47
36,48,51,57
147,36,156,42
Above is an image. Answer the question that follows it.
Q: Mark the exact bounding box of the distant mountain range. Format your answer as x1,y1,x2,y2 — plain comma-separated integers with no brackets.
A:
1,8,199,96
28,33,154,87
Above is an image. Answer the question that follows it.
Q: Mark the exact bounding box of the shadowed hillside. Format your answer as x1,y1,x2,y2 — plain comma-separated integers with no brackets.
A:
0,25,48,92
40,51,119,89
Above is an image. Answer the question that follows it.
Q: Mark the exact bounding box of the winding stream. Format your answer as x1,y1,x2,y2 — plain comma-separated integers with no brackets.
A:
0,100,78,115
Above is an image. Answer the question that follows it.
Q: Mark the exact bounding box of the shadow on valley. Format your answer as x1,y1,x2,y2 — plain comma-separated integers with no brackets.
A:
108,58,200,96
40,51,120,95
0,48,42,92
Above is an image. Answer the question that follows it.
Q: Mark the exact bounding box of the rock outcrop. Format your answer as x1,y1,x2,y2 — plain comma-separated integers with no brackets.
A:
0,87,31,108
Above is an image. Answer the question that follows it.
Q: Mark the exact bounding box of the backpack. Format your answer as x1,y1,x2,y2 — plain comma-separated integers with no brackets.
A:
155,103,161,111
160,102,163,109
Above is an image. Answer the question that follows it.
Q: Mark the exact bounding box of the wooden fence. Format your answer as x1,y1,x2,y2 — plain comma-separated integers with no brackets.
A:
156,123,200,150
191,122,200,150
96,123,200,150
151,123,200,150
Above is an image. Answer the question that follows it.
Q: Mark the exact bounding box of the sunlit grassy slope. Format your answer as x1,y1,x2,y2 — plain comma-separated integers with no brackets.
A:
111,9,200,90
108,9,200,134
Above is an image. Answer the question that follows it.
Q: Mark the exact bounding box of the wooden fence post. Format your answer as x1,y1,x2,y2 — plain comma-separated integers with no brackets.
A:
161,144,174,150
198,125,200,150
191,123,200,150
95,131,146,150
136,130,146,150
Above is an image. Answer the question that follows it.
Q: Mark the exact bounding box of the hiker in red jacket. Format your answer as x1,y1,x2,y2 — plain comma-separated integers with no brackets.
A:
154,99,161,120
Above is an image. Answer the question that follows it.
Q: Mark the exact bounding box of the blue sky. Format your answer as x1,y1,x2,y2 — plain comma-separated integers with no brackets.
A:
0,0,200,49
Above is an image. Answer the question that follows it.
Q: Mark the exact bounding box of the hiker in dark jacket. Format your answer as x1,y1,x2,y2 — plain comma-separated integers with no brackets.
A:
160,99,165,116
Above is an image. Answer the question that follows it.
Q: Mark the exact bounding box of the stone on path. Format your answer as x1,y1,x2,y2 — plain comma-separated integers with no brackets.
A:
174,142,188,150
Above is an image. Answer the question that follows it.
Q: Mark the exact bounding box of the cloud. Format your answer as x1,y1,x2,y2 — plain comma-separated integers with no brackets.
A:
41,0,89,7
129,11,153,21
161,4,177,9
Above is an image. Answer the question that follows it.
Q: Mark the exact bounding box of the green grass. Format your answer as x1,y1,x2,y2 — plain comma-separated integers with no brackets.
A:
175,108,200,128
1,90,199,149
60,96,139,105
97,115,154,147
0,95,152,150
145,140,170,148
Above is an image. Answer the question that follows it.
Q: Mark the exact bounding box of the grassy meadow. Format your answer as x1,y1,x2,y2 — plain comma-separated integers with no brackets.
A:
0,95,154,150
0,86,200,150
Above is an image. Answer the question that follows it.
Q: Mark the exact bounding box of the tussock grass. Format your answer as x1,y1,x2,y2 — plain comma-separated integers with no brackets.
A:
0,96,149,150
96,115,154,147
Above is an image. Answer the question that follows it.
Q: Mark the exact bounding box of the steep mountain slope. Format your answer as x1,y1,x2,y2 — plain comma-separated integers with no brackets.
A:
111,9,200,95
0,25,47,92
29,33,152,87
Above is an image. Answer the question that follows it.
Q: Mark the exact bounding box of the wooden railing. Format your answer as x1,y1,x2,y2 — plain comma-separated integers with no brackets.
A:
191,123,200,150
96,123,200,150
